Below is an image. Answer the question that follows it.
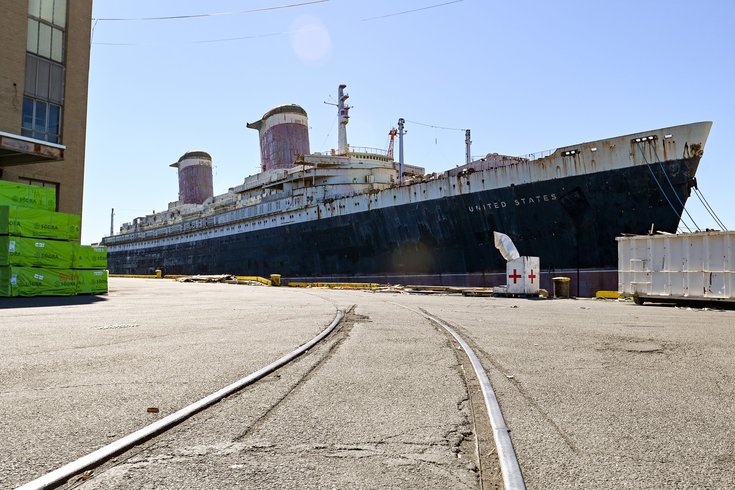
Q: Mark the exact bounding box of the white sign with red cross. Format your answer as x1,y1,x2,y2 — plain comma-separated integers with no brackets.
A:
506,256,540,294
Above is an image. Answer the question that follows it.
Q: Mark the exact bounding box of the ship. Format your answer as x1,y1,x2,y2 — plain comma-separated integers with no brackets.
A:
101,84,712,296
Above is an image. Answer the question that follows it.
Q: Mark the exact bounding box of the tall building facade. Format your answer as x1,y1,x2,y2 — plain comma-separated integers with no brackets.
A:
0,0,93,220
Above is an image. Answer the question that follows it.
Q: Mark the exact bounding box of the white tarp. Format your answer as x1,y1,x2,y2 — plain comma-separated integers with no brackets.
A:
494,231,520,262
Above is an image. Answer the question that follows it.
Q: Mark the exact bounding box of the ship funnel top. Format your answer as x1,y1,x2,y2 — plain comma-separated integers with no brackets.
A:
170,150,214,205
246,104,307,131
170,150,212,168
246,104,310,172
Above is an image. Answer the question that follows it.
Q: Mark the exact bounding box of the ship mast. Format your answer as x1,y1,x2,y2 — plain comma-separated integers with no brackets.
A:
465,129,472,164
337,84,350,154
398,118,405,185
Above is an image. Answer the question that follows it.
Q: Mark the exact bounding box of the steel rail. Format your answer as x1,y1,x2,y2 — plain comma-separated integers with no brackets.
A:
420,309,526,490
18,309,346,490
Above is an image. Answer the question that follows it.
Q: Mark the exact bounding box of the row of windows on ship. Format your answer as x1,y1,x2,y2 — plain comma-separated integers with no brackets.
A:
131,213,305,244
131,185,457,238
127,193,379,244
146,179,483,230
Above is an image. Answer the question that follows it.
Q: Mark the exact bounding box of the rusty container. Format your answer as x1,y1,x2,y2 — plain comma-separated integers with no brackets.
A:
552,276,571,298
247,105,310,172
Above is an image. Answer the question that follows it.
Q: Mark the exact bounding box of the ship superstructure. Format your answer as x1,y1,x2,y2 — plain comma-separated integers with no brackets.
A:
102,85,712,295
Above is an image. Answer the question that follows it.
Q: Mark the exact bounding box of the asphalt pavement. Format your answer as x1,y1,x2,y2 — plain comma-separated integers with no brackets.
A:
1,279,733,489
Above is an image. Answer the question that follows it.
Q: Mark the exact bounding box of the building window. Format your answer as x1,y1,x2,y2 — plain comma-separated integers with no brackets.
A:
27,0,66,62
18,176,58,189
23,0,66,144
25,54,64,103
22,97,61,143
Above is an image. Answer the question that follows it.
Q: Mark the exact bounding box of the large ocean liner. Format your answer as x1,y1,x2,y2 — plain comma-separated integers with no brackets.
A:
102,84,712,295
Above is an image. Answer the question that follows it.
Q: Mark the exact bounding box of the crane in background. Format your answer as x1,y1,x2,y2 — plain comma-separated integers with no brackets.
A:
387,127,398,159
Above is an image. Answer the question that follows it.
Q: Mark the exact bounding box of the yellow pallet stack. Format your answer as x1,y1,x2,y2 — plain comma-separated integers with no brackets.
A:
0,180,108,297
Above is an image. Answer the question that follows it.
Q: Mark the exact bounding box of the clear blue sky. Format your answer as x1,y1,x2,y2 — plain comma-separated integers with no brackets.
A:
82,0,734,244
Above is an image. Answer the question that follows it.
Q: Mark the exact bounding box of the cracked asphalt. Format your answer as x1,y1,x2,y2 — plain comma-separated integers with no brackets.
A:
82,304,479,490
1,279,734,489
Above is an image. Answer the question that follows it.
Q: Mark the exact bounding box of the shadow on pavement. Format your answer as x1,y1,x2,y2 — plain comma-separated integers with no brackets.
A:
0,295,108,309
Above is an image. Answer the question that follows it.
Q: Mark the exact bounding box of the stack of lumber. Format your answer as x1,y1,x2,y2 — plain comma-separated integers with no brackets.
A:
0,181,107,297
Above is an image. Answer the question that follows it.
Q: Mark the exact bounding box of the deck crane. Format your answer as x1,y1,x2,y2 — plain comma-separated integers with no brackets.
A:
387,127,398,159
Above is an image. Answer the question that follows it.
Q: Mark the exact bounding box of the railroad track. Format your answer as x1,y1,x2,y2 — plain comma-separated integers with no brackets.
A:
17,311,346,490
399,304,526,490
16,300,525,490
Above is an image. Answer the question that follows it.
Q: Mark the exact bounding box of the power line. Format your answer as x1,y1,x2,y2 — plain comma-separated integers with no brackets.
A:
94,24,333,46
94,31,284,46
91,0,465,46
361,0,464,22
405,119,466,132
92,0,329,22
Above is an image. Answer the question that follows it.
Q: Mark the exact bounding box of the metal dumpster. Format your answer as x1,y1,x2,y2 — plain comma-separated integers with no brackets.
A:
617,231,734,306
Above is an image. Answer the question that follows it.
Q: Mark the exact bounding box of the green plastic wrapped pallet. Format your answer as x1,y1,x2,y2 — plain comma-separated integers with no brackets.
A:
0,236,74,268
0,205,81,240
0,266,78,297
72,244,108,269
0,180,56,211
76,269,108,294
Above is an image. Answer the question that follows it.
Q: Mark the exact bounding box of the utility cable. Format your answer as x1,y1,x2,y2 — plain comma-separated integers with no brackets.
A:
651,145,687,209
361,0,464,22
92,0,328,21
652,141,728,231
693,186,728,230
636,143,693,233
91,0,464,45
649,144,701,231
95,31,283,46
318,117,337,153
405,119,466,132
697,187,728,229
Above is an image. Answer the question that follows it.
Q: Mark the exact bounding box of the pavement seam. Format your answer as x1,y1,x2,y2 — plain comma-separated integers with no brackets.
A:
430,321,500,490
389,303,500,489
231,306,361,442
442,318,583,457
27,308,349,489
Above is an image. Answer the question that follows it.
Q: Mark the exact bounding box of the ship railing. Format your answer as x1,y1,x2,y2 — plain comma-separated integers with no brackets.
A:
522,148,556,161
348,146,389,157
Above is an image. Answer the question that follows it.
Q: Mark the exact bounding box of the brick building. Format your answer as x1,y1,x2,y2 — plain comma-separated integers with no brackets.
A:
0,0,93,221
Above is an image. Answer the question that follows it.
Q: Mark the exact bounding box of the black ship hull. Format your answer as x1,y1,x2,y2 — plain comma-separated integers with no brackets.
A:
107,156,699,296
